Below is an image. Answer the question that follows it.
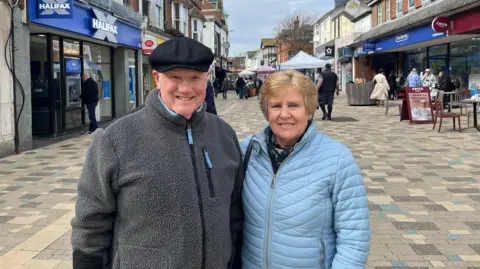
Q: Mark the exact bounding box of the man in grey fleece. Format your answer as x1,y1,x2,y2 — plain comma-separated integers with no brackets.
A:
71,37,244,269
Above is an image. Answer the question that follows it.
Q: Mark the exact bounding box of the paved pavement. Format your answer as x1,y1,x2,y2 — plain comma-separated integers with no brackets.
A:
0,91,479,269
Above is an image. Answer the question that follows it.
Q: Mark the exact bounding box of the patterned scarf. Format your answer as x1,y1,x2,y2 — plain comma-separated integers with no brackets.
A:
266,121,312,173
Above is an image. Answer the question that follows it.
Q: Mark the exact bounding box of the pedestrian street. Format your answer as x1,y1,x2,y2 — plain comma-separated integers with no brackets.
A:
0,92,479,269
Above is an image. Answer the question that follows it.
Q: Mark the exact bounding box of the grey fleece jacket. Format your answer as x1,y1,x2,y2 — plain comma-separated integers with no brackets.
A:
71,89,244,269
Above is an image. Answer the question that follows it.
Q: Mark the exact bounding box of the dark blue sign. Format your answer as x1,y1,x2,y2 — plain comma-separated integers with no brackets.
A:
362,41,375,52
37,0,73,18
103,81,110,99
65,58,81,73
343,48,353,58
28,0,141,49
375,24,446,52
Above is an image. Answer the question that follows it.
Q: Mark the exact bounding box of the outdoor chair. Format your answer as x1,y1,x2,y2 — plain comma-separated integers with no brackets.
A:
449,89,470,115
467,89,479,127
385,98,403,116
432,100,462,133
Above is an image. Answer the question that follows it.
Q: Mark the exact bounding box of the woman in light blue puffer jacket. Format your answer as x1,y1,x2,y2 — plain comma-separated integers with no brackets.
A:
241,70,370,269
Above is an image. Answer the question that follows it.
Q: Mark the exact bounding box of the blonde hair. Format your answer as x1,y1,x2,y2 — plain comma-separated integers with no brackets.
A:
259,70,318,118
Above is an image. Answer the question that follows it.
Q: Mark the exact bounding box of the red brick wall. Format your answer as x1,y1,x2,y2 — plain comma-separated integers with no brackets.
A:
415,0,422,8
389,0,395,20
372,2,378,27
402,0,408,14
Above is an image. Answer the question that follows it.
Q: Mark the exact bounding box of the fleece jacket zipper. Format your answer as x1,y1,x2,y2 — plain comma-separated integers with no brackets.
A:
187,121,206,269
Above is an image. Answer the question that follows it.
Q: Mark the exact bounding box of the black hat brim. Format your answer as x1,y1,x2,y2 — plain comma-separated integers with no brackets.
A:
152,64,211,73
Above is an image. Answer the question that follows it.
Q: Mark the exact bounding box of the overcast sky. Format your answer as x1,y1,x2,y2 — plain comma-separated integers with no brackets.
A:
224,0,335,56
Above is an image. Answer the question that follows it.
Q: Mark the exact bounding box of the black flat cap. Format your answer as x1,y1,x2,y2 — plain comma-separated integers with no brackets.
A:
149,37,214,73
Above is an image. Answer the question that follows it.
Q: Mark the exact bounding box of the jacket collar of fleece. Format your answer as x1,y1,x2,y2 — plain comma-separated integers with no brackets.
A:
145,88,207,129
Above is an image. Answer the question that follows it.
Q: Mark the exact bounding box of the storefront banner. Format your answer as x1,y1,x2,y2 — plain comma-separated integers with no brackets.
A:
375,24,446,52
450,7,480,35
37,0,73,18
142,36,157,54
103,81,110,99
28,0,141,49
406,86,434,124
343,48,353,58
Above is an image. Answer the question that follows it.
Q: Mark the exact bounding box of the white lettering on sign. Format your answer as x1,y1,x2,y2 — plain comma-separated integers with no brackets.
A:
39,3,70,9
91,8,118,43
92,18,118,34
395,33,409,43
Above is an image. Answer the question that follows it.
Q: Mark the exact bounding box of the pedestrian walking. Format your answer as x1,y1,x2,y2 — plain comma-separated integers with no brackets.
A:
316,63,339,120
236,76,246,99
241,70,370,269
406,68,422,87
388,71,397,100
71,37,244,269
222,79,228,99
370,69,390,106
256,77,263,100
80,73,99,134
205,80,218,115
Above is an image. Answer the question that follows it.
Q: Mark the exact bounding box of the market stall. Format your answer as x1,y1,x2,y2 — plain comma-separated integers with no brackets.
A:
279,51,328,70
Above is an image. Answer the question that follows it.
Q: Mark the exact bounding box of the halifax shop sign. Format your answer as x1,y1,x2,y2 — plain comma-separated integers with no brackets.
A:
28,0,141,49
374,24,446,52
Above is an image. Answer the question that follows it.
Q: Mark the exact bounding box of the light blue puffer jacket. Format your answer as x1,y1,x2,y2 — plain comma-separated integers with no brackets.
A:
240,122,370,269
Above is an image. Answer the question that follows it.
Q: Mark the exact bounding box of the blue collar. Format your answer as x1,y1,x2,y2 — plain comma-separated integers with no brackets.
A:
157,91,204,116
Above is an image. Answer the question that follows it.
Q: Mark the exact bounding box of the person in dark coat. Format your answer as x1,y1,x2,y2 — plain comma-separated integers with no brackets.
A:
80,73,99,133
388,71,397,100
316,63,338,120
205,80,218,115
71,37,243,269
236,77,246,99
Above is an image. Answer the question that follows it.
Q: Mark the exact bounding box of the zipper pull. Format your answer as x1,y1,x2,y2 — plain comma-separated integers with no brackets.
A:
271,174,276,188
203,150,213,168
186,122,193,145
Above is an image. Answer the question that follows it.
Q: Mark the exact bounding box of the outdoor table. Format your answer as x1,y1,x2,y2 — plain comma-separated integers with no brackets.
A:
461,99,479,131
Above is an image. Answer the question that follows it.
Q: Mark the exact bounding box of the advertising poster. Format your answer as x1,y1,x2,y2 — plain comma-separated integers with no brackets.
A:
66,75,81,107
406,87,434,124
128,67,135,103
103,81,110,99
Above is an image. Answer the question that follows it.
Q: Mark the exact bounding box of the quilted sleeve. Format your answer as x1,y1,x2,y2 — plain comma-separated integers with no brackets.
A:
331,147,370,269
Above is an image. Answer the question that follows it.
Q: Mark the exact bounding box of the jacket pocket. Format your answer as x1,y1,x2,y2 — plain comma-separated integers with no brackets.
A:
202,147,215,197
117,245,171,269
319,239,326,269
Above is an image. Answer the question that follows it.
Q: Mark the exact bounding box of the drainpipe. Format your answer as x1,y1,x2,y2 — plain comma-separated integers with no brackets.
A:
10,6,19,153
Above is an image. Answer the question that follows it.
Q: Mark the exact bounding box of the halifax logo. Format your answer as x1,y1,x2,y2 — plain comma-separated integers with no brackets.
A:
91,8,118,43
38,0,72,18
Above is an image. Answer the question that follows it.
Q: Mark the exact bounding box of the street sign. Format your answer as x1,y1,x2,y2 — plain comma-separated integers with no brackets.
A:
325,46,334,57
432,16,450,33
223,42,230,49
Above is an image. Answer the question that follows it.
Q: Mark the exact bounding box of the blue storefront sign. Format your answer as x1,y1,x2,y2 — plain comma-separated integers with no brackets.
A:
65,58,81,73
375,24,446,52
28,0,141,49
103,81,111,99
37,0,73,18
343,48,353,58
362,41,375,52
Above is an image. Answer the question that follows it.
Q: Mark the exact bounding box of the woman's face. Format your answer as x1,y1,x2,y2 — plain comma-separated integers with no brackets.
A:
267,87,311,148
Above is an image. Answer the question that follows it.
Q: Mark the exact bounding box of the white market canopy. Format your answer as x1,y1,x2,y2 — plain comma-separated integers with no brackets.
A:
279,51,329,70
239,70,255,77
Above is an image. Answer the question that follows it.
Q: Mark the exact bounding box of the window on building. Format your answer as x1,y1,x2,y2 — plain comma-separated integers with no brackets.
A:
214,32,221,55
210,0,218,8
123,0,130,6
194,20,198,32
397,0,402,15
155,4,162,27
377,4,383,25
142,0,149,16
184,21,187,35
386,0,390,21
409,0,415,8
173,3,180,30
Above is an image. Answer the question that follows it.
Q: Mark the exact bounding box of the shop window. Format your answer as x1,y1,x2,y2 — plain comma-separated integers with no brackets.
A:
83,42,113,122
63,39,80,55
450,38,480,90
428,45,447,57
404,48,427,77
30,34,51,134
127,50,137,109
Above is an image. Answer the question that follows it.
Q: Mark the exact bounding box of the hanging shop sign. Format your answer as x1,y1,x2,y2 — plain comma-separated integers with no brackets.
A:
375,24,446,52
37,0,73,18
405,87,434,124
431,16,450,33
325,46,334,57
28,0,141,48
142,36,158,54
343,48,353,58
